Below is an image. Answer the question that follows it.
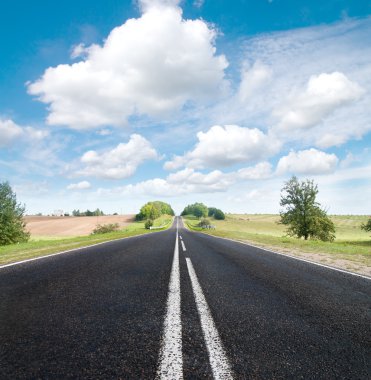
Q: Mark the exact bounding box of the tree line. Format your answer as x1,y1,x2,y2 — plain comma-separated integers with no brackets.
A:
72,208,104,217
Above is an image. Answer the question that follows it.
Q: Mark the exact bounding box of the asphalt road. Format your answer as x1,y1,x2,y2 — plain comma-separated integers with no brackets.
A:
1,217,370,379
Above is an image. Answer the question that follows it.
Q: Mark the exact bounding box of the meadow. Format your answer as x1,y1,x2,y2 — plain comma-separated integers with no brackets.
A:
0,215,173,266
184,214,371,276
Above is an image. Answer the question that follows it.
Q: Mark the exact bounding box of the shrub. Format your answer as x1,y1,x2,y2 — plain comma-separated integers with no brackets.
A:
198,218,211,228
145,219,153,229
91,223,119,234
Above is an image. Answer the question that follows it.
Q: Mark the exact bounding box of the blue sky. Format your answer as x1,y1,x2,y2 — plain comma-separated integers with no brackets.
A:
1,0,370,215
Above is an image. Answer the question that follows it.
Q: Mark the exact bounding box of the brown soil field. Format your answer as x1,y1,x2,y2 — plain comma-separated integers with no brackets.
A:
25,215,135,237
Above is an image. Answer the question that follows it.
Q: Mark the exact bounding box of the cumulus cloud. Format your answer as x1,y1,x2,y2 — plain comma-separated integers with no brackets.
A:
167,167,234,190
276,148,339,175
28,2,228,129
164,125,280,170
97,160,277,198
98,168,232,197
0,119,23,147
274,72,364,131
67,181,91,190
0,118,48,148
237,162,273,179
76,134,157,179
238,61,272,102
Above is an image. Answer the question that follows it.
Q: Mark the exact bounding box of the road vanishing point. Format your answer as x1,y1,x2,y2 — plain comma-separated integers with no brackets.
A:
1,217,370,379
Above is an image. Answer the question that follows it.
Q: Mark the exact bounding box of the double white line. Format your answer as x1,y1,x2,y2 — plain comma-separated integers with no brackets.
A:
156,229,233,379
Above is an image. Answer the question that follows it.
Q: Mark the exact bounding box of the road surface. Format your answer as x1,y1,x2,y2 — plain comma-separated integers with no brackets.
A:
1,217,370,379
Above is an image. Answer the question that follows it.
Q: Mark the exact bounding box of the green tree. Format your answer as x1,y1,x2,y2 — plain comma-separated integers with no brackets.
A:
280,176,335,241
181,202,208,218
136,201,174,221
213,209,225,220
361,218,371,232
208,207,218,217
0,182,30,245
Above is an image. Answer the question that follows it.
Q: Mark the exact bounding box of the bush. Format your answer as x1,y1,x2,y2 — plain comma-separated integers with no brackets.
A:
198,218,211,228
91,223,119,234
145,219,153,229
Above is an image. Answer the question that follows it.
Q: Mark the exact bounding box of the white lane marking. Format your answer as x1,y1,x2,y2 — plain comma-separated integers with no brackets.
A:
180,236,183,240
185,258,233,380
196,234,371,281
181,240,186,252
156,232,183,379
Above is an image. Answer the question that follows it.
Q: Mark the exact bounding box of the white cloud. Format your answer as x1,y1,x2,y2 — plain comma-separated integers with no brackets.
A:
67,181,91,190
28,2,228,129
238,61,272,103
97,160,278,198
138,0,181,12
0,118,48,148
274,72,364,131
70,43,89,59
216,18,371,149
0,119,23,147
99,169,232,197
276,148,339,175
237,162,273,180
97,129,112,136
76,134,158,179
164,124,280,170
167,167,234,190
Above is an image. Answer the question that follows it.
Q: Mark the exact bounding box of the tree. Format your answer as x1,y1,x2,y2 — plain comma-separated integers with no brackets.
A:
145,219,153,229
208,207,218,217
136,201,174,221
181,202,208,218
213,209,225,220
280,176,335,242
0,182,30,245
361,218,371,232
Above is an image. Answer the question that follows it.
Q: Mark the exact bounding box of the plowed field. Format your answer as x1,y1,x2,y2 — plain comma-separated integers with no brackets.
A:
25,215,135,237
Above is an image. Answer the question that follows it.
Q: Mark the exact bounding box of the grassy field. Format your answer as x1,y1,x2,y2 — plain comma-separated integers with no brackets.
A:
184,214,371,275
0,215,174,266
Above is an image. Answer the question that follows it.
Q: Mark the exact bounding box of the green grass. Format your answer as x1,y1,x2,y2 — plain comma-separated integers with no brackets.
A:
183,214,371,269
0,216,174,266
152,215,174,228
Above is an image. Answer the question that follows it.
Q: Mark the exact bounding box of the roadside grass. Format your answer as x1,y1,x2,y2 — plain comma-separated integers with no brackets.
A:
152,215,174,228
0,216,174,266
183,214,371,272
